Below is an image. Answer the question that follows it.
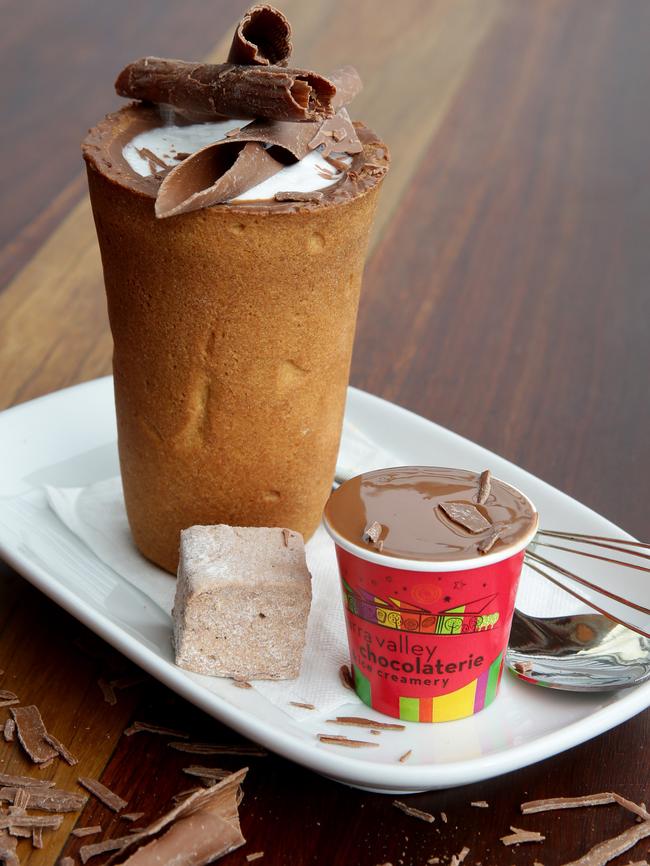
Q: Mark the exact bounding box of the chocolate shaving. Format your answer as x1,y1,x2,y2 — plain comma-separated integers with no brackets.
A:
560,821,650,866
362,521,383,544
98,678,118,706
441,811,448,823
59,858,74,866
521,793,616,814
393,801,435,823
231,680,253,689
246,854,264,862
274,190,324,202
10,789,29,812
121,814,145,823
289,702,315,710
10,706,58,764
471,801,489,808
339,664,355,691
398,749,412,763
438,502,492,534
78,777,128,812
327,716,405,731
73,826,103,837
317,734,379,749
182,767,232,782
476,470,492,504
109,675,148,691
0,832,18,866
324,155,350,172
478,530,501,555
450,847,470,866
0,786,87,812
171,788,202,806
227,5,292,67
44,732,78,766
501,826,546,846
370,730,381,735
308,107,362,157
108,769,248,866
80,836,133,864
0,773,54,789
0,815,63,831
32,826,43,848
0,691,18,703
281,528,292,547
168,742,267,757
610,792,650,822
124,721,190,738
3,721,14,742
115,58,335,122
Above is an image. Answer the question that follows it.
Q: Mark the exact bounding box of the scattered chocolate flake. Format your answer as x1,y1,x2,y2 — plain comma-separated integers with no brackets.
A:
521,793,616,814
478,530,501,555
10,706,58,764
438,502,492,534
97,678,118,706
398,750,412,763
317,735,379,749
0,773,54,789
0,831,18,866
246,855,264,863
32,826,43,849
393,801,435,823
450,847,470,866
10,788,29,812
0,815,63,831
231,680,252,690
135,147,169,173
0,691,18,704
377,540,384,552
174,152,191,161
327,716,405,731
3,721,14,742
44,732,78,766
78,777,128,812
339,664,355,691
471,801,489,808
171,788,202,805
324,155,349,172
370,730,381,736
73,826,103,837
59,858,74,866
560,821,650,866
124,721,190,738
168,742,267,757
513,661,533,674
441,812,448,823
476,470,492,504
182,767,232,782
121,813,145,823
107,769,248,865
80,836,133,863
0,786,86,812
274,190,324,202
501,826,546,846
281,528,291,547
610,792,650,822
427,859,440,864
289,702,315,710
362,521,383,544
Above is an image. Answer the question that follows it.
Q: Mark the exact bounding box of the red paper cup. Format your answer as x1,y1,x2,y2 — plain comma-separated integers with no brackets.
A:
324,474,538,723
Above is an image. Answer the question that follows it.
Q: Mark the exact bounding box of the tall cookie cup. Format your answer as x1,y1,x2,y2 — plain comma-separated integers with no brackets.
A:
323,467,539,723
84,110,389,573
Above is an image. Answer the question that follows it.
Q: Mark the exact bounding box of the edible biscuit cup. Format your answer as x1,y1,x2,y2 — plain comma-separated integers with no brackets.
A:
324,476,538,723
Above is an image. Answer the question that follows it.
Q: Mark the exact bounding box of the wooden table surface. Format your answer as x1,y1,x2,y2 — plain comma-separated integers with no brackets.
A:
1,0,649,863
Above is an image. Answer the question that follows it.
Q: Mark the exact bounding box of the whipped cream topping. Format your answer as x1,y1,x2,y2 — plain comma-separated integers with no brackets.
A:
122,119,348,202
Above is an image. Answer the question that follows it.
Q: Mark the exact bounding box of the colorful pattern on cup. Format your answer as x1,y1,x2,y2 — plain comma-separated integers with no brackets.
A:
335,545,525,722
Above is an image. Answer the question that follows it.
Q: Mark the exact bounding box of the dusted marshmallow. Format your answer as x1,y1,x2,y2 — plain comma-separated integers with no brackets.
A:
173,525,312,680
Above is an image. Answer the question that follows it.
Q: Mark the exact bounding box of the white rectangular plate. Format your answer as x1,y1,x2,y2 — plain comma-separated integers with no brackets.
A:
0,377,648,793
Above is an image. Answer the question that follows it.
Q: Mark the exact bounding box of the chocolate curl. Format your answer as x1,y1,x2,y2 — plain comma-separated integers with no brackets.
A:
227,5,292,66
115,58,335,122
156,142,284,218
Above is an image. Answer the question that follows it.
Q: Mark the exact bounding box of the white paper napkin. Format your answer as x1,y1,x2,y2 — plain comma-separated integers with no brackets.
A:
43,420,575,720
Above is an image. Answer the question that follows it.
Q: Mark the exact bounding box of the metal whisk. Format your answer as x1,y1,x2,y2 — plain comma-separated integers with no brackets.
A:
524,530,650,638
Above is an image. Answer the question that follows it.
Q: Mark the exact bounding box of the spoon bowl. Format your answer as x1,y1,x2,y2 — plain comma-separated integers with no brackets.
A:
506,609,650,692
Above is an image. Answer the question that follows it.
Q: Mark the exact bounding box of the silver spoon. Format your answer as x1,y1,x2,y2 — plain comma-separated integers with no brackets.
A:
506,609,650,692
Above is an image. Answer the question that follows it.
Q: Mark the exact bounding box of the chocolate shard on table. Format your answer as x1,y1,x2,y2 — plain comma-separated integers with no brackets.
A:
0,787,87,813
173,525,311,680
115,57,336,122
10,705,58,764
437,501,492,534
227,4,292,66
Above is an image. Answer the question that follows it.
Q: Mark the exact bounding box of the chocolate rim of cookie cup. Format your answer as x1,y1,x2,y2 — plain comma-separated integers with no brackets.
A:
323,467,538,573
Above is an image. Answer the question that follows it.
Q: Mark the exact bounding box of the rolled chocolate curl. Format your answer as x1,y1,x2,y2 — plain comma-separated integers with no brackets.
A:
115,57,335,122
227,4,292,66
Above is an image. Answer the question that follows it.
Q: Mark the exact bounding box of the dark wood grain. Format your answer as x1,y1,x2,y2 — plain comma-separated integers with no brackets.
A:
1,0,649,864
